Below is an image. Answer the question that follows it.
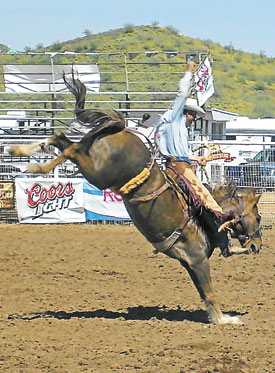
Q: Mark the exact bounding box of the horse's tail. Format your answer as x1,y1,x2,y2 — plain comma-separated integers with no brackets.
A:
63,71,125,130
63,70,86,111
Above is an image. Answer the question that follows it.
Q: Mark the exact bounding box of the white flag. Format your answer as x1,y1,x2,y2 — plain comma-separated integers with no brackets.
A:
194,57,215,106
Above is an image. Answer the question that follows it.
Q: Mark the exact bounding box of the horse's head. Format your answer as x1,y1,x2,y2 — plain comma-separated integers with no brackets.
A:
230,190,263,253
213,181,263,254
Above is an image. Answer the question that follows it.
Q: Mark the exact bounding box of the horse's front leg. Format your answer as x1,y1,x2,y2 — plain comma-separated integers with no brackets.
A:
168,246,242,324
185,259,242,324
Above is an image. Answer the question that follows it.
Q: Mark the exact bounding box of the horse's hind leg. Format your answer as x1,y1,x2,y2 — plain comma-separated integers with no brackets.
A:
8,132,73,157
28,142,88,174
178,255,242,324
28,152,67,174
24,133,74,174
48,132,73,152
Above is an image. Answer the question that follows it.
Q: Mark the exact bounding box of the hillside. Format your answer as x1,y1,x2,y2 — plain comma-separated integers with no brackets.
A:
3,25,275,117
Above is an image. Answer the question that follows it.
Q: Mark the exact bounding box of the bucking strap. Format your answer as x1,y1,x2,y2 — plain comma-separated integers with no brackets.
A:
111,167,150,195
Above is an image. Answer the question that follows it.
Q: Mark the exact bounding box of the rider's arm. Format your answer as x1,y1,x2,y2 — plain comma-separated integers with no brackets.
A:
189,155,207,166
169,61,196,121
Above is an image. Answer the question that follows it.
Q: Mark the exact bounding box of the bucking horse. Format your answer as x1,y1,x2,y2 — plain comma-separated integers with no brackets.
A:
9,73,263,324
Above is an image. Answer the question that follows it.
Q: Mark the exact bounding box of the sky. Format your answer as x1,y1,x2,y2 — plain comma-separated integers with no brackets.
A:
1,0,275,57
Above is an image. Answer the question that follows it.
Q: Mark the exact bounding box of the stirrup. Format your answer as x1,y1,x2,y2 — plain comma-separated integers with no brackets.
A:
220,246,233,258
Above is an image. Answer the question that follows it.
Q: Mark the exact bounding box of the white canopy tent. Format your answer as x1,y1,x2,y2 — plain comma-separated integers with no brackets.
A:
3,64,100,93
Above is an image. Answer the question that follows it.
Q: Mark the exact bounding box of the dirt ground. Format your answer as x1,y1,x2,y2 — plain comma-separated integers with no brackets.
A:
0,223,274,373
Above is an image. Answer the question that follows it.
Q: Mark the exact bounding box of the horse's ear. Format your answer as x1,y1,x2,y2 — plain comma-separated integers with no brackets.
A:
254,194,262,205
228,179,237,199
213,179,237,201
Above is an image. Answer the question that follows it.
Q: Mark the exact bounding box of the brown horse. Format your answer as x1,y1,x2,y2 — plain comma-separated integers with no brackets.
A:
9,74,263,324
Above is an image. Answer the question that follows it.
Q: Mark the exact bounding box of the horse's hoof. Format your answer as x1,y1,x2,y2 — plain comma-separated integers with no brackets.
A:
8,146,22,156
215,314,243,325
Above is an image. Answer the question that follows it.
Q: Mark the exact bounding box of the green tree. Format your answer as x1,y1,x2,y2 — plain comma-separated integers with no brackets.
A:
83,29,92,37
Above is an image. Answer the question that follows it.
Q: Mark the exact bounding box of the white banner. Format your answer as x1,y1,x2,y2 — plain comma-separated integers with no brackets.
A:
15,178,86,223
194,57,215,106
3,64,100,93
83,182,130,221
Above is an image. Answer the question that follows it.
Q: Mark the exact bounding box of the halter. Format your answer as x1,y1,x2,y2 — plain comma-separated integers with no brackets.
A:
233,214,261,249
231,195,262,249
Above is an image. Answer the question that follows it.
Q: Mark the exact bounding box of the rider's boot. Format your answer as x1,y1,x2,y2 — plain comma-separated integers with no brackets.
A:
196,209,233,257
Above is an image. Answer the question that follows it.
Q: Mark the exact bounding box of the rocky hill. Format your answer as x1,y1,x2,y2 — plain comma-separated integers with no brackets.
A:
2,25,275,117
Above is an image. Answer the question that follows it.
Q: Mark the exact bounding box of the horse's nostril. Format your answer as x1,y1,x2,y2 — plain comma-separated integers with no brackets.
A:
250,244,257,253
251,244,262,253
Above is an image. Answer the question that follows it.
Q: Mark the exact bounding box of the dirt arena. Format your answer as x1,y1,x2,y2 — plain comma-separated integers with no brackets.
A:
0,223,274,372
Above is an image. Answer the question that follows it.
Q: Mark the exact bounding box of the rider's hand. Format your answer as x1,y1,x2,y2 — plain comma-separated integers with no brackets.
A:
196,156,207,166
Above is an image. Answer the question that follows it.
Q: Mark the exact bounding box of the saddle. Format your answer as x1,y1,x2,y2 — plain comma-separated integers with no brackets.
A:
165,160,224,217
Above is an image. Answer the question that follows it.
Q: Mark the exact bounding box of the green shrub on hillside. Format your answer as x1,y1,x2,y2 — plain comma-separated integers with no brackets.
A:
1,25,274,117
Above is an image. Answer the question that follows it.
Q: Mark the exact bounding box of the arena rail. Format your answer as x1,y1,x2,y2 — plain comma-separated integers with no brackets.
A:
0,136,274,228
0,52,274,226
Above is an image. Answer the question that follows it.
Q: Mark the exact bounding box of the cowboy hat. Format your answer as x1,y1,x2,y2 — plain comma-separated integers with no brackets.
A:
185,98,205,118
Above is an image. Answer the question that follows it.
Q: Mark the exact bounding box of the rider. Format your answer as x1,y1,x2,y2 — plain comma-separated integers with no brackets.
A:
143,60,232,257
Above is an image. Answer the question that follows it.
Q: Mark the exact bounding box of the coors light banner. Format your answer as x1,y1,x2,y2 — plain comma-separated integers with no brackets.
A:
15,178,86,223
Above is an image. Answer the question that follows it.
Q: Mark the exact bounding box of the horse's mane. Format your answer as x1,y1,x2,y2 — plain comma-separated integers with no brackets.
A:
213,179,238,203
63,71,125,140
212,179,261,225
